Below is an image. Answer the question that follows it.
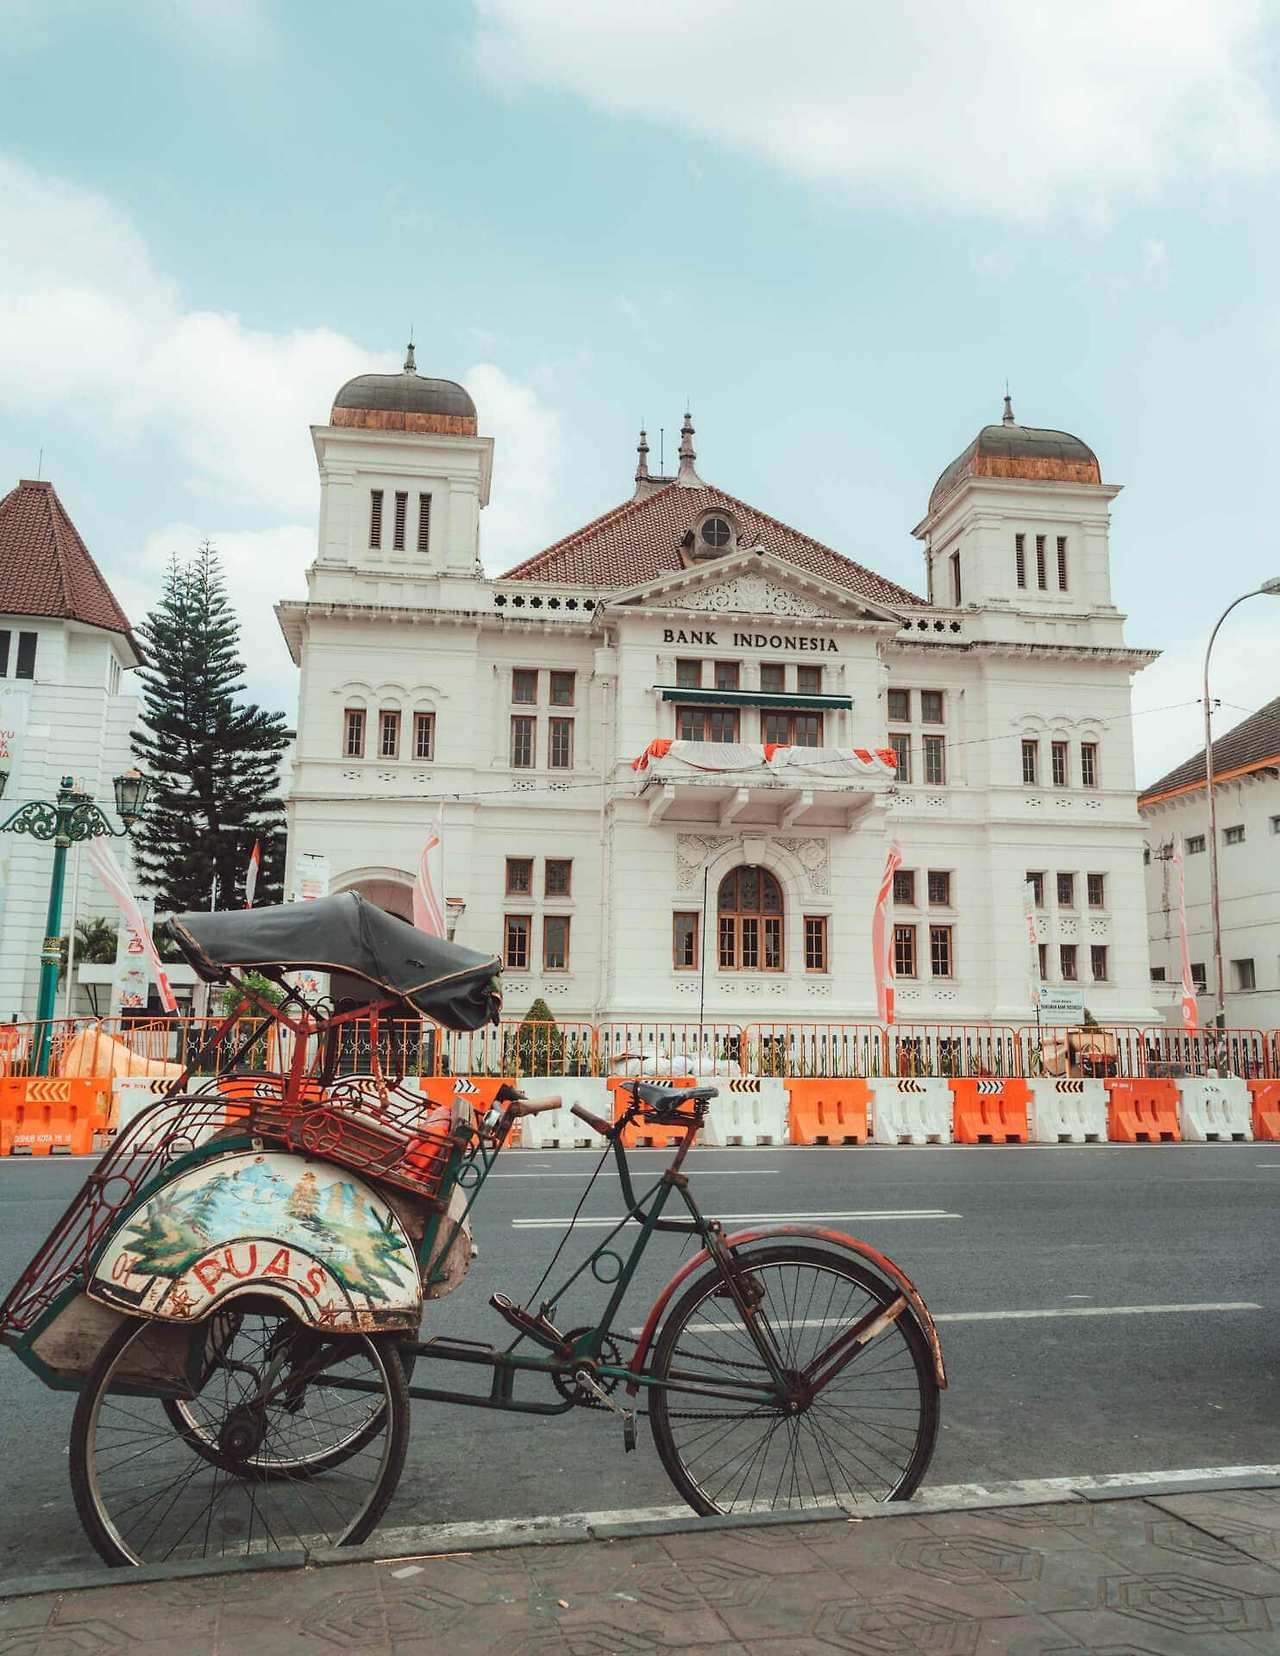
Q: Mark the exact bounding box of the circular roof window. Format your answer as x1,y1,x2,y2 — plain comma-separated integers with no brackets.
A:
700,516,732,549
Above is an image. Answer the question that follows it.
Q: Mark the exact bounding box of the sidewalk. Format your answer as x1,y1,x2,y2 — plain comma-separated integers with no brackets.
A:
5,1480,1280,1654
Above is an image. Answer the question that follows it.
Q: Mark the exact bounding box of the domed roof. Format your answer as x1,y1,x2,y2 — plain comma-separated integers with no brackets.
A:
331,345,477,436
928,397,1100,514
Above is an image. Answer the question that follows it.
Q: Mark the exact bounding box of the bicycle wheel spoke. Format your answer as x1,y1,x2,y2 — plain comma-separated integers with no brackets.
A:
74,1309,406,1566
651,1247,938,1517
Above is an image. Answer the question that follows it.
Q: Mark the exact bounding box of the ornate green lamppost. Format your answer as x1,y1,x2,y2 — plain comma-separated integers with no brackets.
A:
0,769,152,1075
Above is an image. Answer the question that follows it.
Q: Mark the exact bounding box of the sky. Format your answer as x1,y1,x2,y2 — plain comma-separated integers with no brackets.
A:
1,0,1278,786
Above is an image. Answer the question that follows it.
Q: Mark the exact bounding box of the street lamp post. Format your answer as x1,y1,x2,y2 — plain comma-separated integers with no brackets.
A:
0,769,152,1075
1201,578,1280,1030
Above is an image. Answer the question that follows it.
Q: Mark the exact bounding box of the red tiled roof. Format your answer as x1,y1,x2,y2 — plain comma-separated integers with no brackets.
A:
0,479,135,640
501,480,926,608
1139,695,1280,805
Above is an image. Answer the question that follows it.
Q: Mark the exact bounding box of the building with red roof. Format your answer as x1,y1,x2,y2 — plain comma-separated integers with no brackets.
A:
0,479,145,1018
279,357,1159,1028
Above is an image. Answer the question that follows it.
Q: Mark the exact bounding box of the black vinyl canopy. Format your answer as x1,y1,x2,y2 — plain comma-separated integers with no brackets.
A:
167,893,502,1030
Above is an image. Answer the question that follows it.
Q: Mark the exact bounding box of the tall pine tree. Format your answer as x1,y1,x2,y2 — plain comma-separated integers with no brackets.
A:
132,542,291,912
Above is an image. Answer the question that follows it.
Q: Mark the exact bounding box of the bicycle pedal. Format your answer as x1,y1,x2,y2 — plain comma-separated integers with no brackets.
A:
489,1293,564,1348
574,1368,637,1452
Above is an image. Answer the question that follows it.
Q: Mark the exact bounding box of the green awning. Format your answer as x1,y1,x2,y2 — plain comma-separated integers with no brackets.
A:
658,687,853,710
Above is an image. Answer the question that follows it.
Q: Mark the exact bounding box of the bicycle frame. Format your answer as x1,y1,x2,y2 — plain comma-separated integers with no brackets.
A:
365,1094,794,1420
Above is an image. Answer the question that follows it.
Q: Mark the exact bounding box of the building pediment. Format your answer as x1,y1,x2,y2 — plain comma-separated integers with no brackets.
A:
600,549,906,628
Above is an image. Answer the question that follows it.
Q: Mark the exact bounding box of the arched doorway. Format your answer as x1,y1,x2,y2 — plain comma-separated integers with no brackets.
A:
329,874,422,1076
717,865,784,971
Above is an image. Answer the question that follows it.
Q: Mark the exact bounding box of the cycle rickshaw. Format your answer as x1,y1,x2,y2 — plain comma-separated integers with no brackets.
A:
0,894,945,1567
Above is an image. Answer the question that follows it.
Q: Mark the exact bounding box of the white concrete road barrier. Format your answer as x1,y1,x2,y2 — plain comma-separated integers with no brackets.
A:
867,1078,952,1146
1176,1078,1253,1142
1027,1078,1107,1144
514,1077,611,1149
702,1077,788,1146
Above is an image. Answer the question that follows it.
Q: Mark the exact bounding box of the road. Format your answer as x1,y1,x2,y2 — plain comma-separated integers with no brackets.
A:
1,1143,1276,1573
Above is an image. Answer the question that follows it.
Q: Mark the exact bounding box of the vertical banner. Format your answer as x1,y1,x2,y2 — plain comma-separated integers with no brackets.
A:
0,684,30,780
871,838,903,1025
1023,882,1042,1010
1172,847,1198,1031
92,839,177,1014
293,852,330,902
413,806,445,936
244,840,261,908
0,686,30,904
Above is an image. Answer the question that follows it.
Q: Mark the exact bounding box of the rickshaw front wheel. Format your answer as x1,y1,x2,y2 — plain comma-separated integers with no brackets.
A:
70,1308,410,1568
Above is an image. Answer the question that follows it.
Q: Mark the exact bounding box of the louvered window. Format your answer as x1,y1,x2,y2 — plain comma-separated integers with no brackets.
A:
393,491,408,551
1015,533,1026,588
417,494,431,553
1035,535,1047,589
369,490,384,549
1056,536,1068,591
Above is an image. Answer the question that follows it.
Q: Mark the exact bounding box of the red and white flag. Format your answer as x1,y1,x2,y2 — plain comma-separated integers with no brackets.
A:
1172,847,1199,1031
88,837,177,1012
872,838,903,1024
413,806,446,937
244,840,261,909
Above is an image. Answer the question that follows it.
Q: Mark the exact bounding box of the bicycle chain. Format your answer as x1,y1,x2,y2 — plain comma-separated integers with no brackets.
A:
566,1331,774,1422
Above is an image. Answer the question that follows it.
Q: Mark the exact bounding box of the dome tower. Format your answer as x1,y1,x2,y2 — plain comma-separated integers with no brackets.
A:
912,395,1120,621
310,344,493,578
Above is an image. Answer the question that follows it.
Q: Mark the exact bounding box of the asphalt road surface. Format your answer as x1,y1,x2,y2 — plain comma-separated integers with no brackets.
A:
1,1143,1276,1573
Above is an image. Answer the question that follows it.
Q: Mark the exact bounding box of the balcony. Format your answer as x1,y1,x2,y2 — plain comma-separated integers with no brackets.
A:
630,738,897,829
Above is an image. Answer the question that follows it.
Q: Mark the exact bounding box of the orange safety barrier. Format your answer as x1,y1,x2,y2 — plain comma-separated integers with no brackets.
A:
419,1075,514,1116
785,1078,870,1145
951,1078,1029,1144
1248,1081,1280,1141
607,1076,695,1148
0,1076,112,1155
1104,1078,1180,1143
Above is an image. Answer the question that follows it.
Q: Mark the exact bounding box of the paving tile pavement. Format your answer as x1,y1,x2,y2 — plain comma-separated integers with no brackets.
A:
7,1493,1280,1655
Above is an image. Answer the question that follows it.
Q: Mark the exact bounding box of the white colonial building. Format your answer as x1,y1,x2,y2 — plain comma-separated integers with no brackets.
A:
0,480,142,1019
1141,697,1280,1031
278,355,1159,1027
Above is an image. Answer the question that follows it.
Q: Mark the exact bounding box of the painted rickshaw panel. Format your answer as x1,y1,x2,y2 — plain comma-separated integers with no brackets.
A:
88,1149,423,1333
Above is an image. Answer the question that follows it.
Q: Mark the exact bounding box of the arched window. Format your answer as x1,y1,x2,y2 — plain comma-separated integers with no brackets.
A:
718,865,784,971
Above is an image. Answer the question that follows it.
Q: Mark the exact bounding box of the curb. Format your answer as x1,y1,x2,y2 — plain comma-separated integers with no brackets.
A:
7,1473,1280,1602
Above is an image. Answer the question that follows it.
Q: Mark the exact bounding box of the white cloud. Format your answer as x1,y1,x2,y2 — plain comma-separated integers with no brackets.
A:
0,156,566,703
472,0,1279,219
1129,612,1279,788
465,364,563,572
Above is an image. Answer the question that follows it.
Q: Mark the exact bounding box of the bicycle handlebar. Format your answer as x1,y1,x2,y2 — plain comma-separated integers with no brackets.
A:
571,1102,615,1138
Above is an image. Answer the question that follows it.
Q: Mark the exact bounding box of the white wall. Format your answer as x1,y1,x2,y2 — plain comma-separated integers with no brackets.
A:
1143,773,1280,1031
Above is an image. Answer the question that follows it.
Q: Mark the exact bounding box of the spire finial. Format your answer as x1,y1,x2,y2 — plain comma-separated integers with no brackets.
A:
1002,384,1015,425
635,425,650,481
676,409,702,486
404,338,417,373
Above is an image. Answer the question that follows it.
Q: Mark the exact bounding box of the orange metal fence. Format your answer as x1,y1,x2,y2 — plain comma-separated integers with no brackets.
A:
3,1014,1276,1083
1017,1023,1272,1080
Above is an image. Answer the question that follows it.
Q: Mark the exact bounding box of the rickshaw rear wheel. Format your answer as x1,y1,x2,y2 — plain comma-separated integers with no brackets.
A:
70,1308,410,1568
163,1322,419,1476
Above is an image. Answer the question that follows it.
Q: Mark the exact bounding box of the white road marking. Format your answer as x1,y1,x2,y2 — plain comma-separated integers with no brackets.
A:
633,1301,1263,1337
492,1169,777,1179
513,1208,960,1229
368,1464,1280,1555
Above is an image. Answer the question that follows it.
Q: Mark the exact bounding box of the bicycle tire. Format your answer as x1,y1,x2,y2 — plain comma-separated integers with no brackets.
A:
649,1243,939,1516
71,1312,410,1567
164,1327,419,1477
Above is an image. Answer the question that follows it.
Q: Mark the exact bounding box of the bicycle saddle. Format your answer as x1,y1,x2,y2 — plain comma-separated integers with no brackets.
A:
634,1080,718,1111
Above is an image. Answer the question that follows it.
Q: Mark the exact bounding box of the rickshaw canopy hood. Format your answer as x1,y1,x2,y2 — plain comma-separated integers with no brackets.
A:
167,893,502,1029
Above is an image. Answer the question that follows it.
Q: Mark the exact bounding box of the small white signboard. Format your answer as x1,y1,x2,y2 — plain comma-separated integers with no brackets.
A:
1037,986,1084,1022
